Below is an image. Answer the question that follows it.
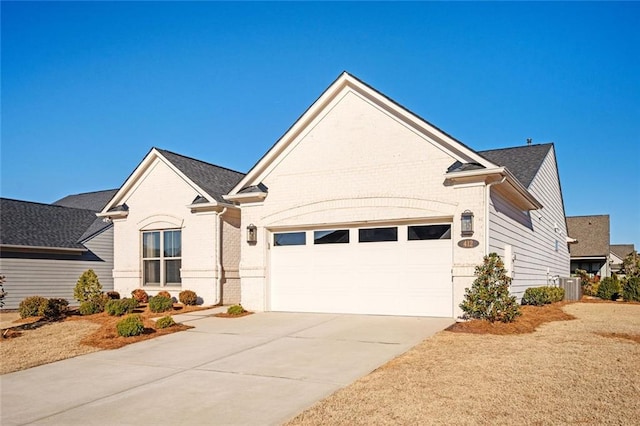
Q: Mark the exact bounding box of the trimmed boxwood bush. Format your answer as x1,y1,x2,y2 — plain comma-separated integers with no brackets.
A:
597,276,622,301
79,294,109,315
131,289,149,303
227,304,246,315
43,298,69,319
622,277,640,302
179,290,198,306
18,296,49,318
105,298,138,316
116,314,144,337
157,290,172,300
156,316,176,329
149,295,173,313
521,286,565,306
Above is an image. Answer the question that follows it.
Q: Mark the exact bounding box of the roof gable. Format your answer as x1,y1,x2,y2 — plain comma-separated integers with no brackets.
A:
478,144,553,188
0,198,104,250
101,148,245,213
229,72,498,195
567,215,610,258
611,244,635,259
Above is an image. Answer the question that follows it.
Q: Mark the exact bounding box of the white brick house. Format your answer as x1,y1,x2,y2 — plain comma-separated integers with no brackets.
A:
99,72,569,317
225,72,570,317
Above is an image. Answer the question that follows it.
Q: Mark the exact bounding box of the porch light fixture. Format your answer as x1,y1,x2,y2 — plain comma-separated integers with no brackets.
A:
461,210,474,237
246,224,257,243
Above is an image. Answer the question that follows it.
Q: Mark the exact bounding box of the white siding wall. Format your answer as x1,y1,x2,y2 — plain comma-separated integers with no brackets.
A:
0,228,114,309
488,148,570,298
239,89,487,314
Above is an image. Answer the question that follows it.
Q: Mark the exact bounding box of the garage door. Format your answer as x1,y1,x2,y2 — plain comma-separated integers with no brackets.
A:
269,223,453,317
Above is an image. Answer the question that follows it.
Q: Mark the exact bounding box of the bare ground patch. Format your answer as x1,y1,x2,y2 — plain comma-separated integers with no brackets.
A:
286,302,640,425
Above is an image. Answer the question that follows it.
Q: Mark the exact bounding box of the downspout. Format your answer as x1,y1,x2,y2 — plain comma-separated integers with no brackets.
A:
484,177,507,256
215,207,228,305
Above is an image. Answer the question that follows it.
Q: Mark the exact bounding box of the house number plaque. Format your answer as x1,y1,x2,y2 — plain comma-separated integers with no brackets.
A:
458,239,479,248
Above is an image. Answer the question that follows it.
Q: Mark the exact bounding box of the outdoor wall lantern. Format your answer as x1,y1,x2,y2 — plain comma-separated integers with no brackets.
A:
246,224,257,244
461,210,474,237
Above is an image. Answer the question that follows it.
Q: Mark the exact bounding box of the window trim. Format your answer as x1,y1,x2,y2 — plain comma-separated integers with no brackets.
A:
141,229,182,287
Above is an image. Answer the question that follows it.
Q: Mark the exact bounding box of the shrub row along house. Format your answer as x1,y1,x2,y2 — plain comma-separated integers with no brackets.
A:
1,73,571,316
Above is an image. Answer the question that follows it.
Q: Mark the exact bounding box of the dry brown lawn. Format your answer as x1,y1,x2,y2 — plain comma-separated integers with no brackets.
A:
287,302,640,425
0,304,208,375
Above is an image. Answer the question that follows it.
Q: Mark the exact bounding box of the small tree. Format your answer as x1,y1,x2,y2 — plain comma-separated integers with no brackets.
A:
460,253,521,323
621,251,640,278
74,269,103,303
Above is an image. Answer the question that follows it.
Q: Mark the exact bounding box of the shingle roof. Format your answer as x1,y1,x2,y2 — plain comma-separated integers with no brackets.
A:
53,189,119,211
566,215,610,258
155,149,245,203
478,144,553,188
611,244,635,260
0,198,101,250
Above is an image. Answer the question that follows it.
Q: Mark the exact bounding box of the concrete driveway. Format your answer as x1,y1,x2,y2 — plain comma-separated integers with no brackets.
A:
1,309,453,425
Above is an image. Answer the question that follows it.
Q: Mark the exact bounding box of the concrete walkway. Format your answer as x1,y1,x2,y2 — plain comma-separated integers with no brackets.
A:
1,309,453,425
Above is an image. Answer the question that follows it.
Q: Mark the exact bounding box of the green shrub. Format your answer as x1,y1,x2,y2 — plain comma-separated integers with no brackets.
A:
597,276,622,301
521,286,565,306
622,277,640,302
148,295,173,313
179,290,197,305
227,304,246,315
131,289,149,303
106,291,120,300
79,294,108,315
18,296,48,318
105,298,138,316
459,253,521,323
43,298,69,319
116,314,145,337
156,316,176,329
74,269,102,303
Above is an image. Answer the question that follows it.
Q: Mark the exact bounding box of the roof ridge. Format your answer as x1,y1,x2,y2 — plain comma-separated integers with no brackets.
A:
567,214,610,218
154,147,245,175
479,143,554,153
1,197,97,212
59,188,119,197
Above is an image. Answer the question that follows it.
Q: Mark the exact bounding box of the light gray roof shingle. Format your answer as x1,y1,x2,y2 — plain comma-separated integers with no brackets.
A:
478,144,553,188
566,215,610,258
155,148,245,203
0,198,101,250
53,189,118,211
611,244,635,260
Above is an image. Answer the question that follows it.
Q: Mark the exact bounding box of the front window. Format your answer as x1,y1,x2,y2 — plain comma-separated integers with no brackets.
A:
142,230,182,286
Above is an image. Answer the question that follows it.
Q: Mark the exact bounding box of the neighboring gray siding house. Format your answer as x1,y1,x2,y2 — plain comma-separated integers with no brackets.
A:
0,189,117,309
566,215,611,277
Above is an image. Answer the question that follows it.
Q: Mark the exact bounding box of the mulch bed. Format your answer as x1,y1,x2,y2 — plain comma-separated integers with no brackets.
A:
213,311,253,318
446,301,577,335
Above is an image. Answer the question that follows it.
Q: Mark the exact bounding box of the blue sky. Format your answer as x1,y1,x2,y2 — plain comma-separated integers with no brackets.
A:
2,2,639,246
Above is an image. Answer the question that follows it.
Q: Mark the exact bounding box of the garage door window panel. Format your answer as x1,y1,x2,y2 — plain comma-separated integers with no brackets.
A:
358,227,398,243
274,232,306,246
314,229,349,244
408,225,451,240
